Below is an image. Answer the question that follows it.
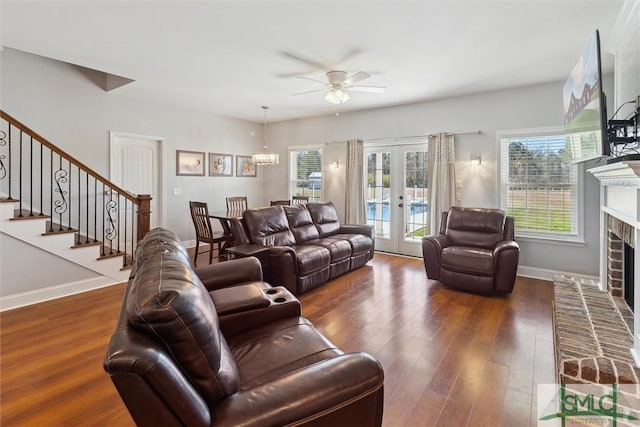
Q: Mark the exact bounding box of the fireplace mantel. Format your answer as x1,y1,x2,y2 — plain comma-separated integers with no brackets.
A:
589,160,640,366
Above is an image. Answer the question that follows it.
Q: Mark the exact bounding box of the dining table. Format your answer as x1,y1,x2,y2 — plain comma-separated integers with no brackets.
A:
208,209,245,252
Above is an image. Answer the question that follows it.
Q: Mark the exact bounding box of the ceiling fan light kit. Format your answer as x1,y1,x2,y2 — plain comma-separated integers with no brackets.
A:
295,70,386,105
251,106,279,166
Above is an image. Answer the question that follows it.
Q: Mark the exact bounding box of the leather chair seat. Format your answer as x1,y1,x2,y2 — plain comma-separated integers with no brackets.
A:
441,246,494,276
332,233,373,255
228,317,343,389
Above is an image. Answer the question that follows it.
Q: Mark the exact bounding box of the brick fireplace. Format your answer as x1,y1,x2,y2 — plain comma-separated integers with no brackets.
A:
590,160,640,365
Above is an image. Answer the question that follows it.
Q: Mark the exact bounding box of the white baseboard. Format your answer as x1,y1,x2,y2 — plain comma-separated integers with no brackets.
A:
517,265,599,282
0,276,118,312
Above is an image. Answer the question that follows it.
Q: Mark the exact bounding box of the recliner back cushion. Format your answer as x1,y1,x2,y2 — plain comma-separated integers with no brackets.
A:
284,205,320,243
307,202,341,237
131,227,192,277
445,207,506,249
126,252,240,407
243,206,296,246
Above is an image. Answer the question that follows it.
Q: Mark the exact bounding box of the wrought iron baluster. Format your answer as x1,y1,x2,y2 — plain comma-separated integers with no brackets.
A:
94,177,97,242
67,160,71,230
39,143,43,215
29,136,33,216
18,130,23,216
49,150,53,232
117,193,121,253
105,189,117,255
54,155,68,231
101,183,106,256
0,126,10,199
77,167,81,240
85,171,89,243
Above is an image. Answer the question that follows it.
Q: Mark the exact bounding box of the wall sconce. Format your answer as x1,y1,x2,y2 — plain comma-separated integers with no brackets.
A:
330,161,340,169
470,155,481,170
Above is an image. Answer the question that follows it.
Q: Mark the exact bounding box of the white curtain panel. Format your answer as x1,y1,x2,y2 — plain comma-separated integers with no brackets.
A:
345,139,365,224
428,133,456,232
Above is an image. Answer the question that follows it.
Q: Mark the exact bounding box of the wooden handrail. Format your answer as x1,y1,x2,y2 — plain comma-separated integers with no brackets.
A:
0,110,140,205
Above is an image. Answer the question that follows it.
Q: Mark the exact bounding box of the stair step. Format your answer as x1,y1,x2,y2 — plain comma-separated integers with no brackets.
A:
43,221,77,235
11,209,50,220
0,197,18,203
72,235,102,248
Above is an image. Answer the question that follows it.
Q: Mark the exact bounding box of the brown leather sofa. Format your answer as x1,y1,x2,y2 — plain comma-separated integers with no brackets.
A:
104,227,384,427
235,201,374,295
421,207,520,294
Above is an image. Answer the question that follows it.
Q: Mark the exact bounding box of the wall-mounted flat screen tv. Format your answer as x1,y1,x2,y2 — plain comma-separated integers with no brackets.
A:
563,30,609,164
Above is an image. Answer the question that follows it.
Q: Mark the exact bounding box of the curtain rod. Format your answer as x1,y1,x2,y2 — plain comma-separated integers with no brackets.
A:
363,131,483,143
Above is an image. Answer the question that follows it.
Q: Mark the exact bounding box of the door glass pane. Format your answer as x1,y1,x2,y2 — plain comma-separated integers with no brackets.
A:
403,150,429,241
366,152,391,239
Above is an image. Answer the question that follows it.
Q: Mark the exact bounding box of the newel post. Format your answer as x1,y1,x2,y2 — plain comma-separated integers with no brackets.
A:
136,194,152,241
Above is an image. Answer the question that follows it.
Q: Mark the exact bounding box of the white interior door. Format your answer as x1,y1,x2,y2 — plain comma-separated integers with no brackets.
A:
110,132,164,239
365,143,429,257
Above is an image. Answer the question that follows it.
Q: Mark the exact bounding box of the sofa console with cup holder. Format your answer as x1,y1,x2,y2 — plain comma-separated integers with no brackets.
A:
104,227,384,427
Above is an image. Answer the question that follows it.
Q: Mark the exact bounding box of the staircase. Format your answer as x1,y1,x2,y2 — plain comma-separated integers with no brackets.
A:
0,111,151,310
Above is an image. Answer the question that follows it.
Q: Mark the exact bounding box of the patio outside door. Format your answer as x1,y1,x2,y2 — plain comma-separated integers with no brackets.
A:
365,143,429,257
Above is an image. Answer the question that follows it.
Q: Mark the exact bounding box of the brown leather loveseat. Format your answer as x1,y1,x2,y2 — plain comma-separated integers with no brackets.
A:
421,207,520,294
104,227,384,427
235,201,374,295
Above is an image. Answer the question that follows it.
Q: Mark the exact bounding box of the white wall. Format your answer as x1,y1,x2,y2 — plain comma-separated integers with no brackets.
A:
263,79,614,277
1,48,265,241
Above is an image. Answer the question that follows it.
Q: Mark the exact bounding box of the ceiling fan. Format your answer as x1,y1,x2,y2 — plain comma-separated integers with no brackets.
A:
295,71,386,104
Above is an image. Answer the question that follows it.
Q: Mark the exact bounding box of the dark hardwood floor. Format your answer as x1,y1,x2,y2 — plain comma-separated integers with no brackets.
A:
0,252,554,426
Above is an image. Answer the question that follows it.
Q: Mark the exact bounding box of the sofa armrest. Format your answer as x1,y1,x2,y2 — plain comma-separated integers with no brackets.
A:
339,223,374,238
264,246,299,295
211,352,384,427
421,234,450,280
195,257,263,291
493,240,520,293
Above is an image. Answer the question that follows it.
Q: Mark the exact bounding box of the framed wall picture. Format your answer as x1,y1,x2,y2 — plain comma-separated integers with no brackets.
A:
208,153,233,176
176,150,205,176
236,155,257,177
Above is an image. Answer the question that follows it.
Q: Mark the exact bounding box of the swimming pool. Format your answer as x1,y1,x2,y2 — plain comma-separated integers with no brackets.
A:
367,201,428,221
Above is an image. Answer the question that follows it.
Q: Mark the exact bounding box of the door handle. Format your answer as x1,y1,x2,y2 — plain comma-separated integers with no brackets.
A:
398,203,404,208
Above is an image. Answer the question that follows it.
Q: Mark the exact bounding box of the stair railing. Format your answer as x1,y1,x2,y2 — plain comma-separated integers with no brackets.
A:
0,110,151,267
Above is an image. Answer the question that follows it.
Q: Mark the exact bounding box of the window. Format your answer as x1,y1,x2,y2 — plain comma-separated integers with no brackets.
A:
499,128,582,242
289,147,322,202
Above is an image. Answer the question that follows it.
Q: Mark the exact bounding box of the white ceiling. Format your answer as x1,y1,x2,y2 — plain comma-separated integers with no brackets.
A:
2,0,624,123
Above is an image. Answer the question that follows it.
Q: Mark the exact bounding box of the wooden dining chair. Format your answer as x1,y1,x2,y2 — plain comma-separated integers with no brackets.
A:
226,196,248,211
291,195,309,205
270,200,290,206
189,201,230,267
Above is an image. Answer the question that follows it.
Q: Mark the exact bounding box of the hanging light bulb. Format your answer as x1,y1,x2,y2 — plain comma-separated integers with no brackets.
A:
251,106,279,165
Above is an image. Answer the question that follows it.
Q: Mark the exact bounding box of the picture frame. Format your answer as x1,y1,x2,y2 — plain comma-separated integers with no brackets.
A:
176,150,205,176
236,155,257,177
208,153,233,177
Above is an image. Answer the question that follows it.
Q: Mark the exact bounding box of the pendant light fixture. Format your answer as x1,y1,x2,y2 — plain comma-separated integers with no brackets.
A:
251,106,279,166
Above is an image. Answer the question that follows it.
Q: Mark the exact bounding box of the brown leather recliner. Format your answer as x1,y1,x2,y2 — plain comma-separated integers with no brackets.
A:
421,207,520,294
104,227,384,427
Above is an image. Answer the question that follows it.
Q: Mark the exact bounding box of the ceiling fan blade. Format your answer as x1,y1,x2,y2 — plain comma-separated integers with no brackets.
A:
294,88,327,96
280,51,328,71
296,76,328,85
343,71,371,86
349,85,386,93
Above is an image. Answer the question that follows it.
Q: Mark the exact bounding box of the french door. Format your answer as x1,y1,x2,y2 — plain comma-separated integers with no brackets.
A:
365,143,429,257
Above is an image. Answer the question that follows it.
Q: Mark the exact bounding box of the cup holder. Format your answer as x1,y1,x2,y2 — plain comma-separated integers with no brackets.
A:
266,289,279,295
274,297,286,303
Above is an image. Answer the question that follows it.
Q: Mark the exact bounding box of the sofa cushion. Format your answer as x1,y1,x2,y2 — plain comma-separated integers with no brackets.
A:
307,202,341,237
291,244,331,275
302,238,351,262
331,233,372,256
126,252,240,407
243,206,296,246
441,246,494,276
284,204,320,244
446,207,506,249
